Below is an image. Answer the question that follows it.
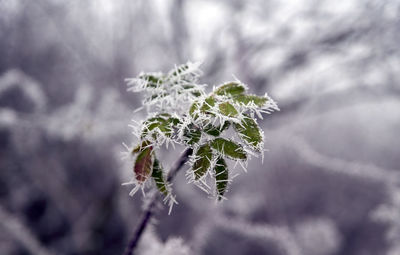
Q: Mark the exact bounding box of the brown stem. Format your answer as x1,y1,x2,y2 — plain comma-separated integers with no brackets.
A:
123,148,193,255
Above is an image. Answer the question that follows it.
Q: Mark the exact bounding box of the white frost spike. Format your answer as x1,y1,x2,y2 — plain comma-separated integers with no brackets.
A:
238,160,248,173
165,194,178,215
121,181,142,197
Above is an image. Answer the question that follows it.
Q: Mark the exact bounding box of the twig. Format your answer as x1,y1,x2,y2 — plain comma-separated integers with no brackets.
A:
123,148,193,255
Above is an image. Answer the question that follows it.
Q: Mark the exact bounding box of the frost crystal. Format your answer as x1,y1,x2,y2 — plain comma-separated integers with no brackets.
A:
123,62,278,213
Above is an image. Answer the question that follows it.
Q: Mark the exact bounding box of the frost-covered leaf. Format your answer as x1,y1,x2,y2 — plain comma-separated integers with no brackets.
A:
142,117,166,138
189,101,200,118
183,123,201,145
204,121,230,136
142,114,180,138
233,94,268,107
221,121,231,131
170,64,189,77
234,115,262,150
134,147,153,183
210,138,247,160
191,90,202,97
182,85,202,97
139,74,163,88
152,157,168,196
218,102,238,117
143,117,164,132
167,63,201,84
182,84,195,89
215,82,246,96
201,96,216,113
193,144,213,179
204,125,220,136
166,116,181,126
144,92,168,103
214,157,228,200
132,140,152,154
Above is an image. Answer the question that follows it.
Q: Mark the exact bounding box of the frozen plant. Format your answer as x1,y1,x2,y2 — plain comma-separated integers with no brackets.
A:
122,62,278,255
123,62,279,212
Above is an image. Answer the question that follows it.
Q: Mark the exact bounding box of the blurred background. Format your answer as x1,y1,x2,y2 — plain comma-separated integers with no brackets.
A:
1,0,400,254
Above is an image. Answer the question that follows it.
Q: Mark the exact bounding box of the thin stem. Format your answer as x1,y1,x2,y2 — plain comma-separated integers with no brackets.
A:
123,148,193,255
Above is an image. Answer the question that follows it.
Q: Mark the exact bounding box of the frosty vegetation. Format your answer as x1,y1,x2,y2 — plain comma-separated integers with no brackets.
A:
123,62,279,213
2,1,400,255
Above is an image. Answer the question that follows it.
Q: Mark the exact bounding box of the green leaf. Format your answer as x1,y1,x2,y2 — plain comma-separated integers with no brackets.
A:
221,121,231,131
170,64,189,77
218,102,238,117
210,138,247,160
142,116,167,137
204,121,231,136
189,101,200,118
215,82,245,96
144,92,168,103
142,114,180,138
143,117,164,132
132,140,151,154
182,84,195,89
191,90,202,97
167,116,181,126
158,113,171,118
183,123,201,145
233,94,268,107
201,96,216,113
214,157,228,200
204,124,221,136
139,74,163,88
134,147,153,183
234,116,262,150
193,144,213,179
152,157,168,196
182,85,202,96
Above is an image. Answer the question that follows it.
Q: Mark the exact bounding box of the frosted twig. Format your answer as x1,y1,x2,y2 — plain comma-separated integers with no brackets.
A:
123,148,193,255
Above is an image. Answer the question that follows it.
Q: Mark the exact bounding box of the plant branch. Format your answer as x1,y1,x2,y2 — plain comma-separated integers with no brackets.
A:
123,148,193,255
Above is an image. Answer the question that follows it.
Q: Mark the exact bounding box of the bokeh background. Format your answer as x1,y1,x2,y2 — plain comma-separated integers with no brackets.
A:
1,0,400,254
